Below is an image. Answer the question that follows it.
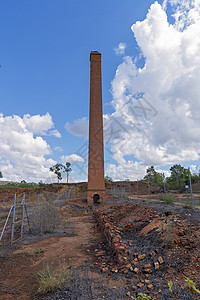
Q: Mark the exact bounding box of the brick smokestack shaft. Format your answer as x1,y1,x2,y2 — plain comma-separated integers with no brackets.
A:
87,51,105,205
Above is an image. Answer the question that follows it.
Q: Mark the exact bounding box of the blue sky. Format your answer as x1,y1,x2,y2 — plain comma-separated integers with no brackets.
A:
1,0,200,183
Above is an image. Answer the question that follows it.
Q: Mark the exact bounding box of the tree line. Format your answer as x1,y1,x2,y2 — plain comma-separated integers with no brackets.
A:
143,164,200,191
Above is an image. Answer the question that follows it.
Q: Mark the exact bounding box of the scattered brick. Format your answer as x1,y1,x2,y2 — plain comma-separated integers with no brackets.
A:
158,256,164,264
154,262,159,270
138,254,146,261
143,268,152,274
147,284,154,290
143,264,151,269
149,251,156,258
137,282,144,288
144,279,150,284
134,267,140,274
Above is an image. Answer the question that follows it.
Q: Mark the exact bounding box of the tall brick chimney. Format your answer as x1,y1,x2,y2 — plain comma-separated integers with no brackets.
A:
87,51,105,205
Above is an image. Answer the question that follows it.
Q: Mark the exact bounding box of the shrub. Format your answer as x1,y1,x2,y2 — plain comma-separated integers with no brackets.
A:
160,195,177,204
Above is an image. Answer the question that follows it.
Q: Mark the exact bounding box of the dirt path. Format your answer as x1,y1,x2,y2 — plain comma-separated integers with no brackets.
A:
0,212,95,300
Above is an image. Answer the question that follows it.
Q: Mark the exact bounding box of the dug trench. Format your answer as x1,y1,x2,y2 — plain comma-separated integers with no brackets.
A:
0,199,200,299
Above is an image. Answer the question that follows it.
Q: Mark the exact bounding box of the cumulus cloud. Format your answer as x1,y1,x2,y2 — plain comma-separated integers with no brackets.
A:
22,113,61,137
65,117,89,138
0,113,58,182
114,42,127,55
61,154,84,163
106,0,200,181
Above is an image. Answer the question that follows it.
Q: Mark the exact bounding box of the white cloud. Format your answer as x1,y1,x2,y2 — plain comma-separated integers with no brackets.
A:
22,113,61,138
163,0,200,30
65,117,88,138
61,154,84,163
190,164,198,174
114,42,127,55
107,0,200,181
0,113,58,182
50,129,61,138
54,146,63,152
23,113,53,134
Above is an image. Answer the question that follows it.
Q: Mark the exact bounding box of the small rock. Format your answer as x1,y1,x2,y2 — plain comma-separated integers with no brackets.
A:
155,248,159,253
126,291,131,297
101,267,108,272
130,266,134,272
123,269,128,274
131,285,137,291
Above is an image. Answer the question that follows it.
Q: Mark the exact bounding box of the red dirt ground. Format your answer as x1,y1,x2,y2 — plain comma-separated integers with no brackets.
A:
0,211,95,299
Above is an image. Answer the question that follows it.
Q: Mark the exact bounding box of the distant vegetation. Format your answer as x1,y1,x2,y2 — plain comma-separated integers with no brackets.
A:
105,175,113,182
143,164,200,192
0,181,40,188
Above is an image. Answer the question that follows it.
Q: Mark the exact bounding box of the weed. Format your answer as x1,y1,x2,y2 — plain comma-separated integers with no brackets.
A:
37,263,71,295
27,247,45,256
168,281,178,300
168,278,200,300
97,199,103,204
135,293,153,299
185,277,200,299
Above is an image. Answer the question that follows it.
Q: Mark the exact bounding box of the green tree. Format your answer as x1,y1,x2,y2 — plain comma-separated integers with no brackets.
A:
105,175,113,182
167,164,189,191
143,166,163,187
49,162,72,183
65,162,72,184
50,164,62,182
0,171,2,178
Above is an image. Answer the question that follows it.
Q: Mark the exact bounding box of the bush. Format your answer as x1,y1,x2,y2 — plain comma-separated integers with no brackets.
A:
160,195,177,204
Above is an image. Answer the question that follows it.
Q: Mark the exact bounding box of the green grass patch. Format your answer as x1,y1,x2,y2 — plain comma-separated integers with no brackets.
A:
160,195,177,204
37,264,72,295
